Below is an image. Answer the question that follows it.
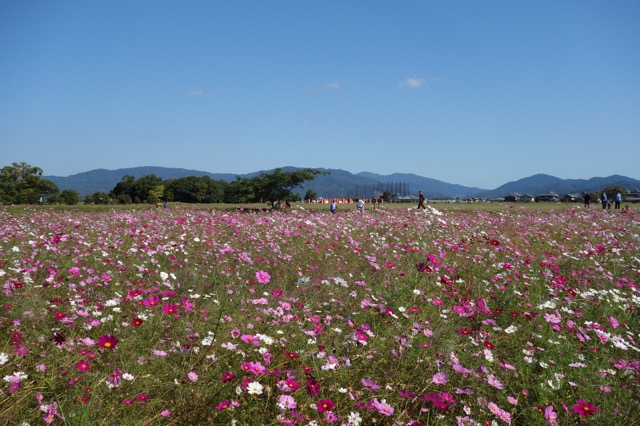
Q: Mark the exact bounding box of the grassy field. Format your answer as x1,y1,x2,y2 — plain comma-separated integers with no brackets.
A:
1,203,638,425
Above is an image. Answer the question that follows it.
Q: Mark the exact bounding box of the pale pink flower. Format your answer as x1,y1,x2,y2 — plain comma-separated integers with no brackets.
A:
432,372,448,385
256,270,270,284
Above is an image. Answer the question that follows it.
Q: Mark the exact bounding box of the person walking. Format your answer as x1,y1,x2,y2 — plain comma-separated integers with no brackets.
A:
601,191,608,210
330,199,337,214
356,198,364,214
614,191,622,209
417,191,426,209
583,192,590,208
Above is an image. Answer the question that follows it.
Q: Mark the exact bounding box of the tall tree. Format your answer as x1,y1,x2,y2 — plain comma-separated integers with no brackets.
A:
249,168,327,208
0,162,59,204
60,189,81,205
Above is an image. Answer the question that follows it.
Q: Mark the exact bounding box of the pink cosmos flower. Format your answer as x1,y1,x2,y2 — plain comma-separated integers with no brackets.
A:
135,393,149,402
97,334,119,349
162,303,179,315
361,378,381,390
573,400,598,416
216,400,231,411
432,372,448,385
248,361,267,374
142,296,160,307
221,371,236,382
544,406,558,425
306,377,320,396
316,399,335,412
241,334,260,345
256,270,271,284
278,395,297,409
372,398,394,416
76,360,90,372
498,409,512,424
325,411,339,423
488,375,504,390
181,298,196,312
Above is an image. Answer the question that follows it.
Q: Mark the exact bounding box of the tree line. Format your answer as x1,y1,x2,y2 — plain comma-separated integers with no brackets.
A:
0,162,326,207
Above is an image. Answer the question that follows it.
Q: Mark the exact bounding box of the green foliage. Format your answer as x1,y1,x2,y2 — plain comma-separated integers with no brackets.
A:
59,189,81,205
304,189,317,201
164,176,225,203
84,192,111,204
0,162,59,204
603,185,626,201
248,168,327,208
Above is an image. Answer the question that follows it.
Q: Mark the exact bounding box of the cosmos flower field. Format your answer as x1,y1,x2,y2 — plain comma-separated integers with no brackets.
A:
1,205,639,425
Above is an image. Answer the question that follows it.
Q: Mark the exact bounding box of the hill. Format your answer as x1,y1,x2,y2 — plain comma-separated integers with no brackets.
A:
484,174,640,197
44,167,640,199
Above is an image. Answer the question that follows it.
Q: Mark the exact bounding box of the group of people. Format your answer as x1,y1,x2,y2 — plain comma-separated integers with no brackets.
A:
329,198,365,214
584,191,625,210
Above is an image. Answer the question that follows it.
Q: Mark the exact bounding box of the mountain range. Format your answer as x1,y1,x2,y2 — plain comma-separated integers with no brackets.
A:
44,167,640,199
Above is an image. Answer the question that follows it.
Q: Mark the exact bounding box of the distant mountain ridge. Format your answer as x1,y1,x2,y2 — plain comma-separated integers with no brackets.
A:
44,167,640,199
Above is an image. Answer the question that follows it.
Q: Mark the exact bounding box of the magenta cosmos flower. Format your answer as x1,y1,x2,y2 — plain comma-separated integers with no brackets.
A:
98,335,119,349
573,400,598,416
76,360,90,372
316,399,335,412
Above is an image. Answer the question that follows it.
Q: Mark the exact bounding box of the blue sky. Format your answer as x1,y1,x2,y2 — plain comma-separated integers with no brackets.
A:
1,0,638,189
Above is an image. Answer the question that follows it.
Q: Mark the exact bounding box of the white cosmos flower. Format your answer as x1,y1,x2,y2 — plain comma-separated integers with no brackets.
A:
247,381,263,395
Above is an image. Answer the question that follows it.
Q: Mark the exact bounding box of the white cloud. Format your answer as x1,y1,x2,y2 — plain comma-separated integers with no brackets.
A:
325,81,341,90
400,76,426,89
187,90,213,97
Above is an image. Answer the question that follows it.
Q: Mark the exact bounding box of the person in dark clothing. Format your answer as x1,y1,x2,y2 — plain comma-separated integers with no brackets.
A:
417,191,426,209
583,192,590,208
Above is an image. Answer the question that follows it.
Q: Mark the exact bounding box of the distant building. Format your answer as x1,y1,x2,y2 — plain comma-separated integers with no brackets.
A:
391,194,419,203
536,191,560,202
504,193,522,202
562,193,582,203
504,193,535,202
627,189,640,203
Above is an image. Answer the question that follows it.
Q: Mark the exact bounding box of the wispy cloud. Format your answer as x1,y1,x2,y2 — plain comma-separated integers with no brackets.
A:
325,81,340,90
400,76,426,89
187,90,213,97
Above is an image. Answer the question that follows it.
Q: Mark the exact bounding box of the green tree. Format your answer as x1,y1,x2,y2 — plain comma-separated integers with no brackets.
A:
304,189,317,202
382,191,392,203
148,184,165,203
111,175,136,201
0,162,59,204
136,175,164,204
249,168,326,208
59,189,81,205
223,177,253,204
165,176,208,203
110,174,163,204
84,192,111,204
603,185,626,201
